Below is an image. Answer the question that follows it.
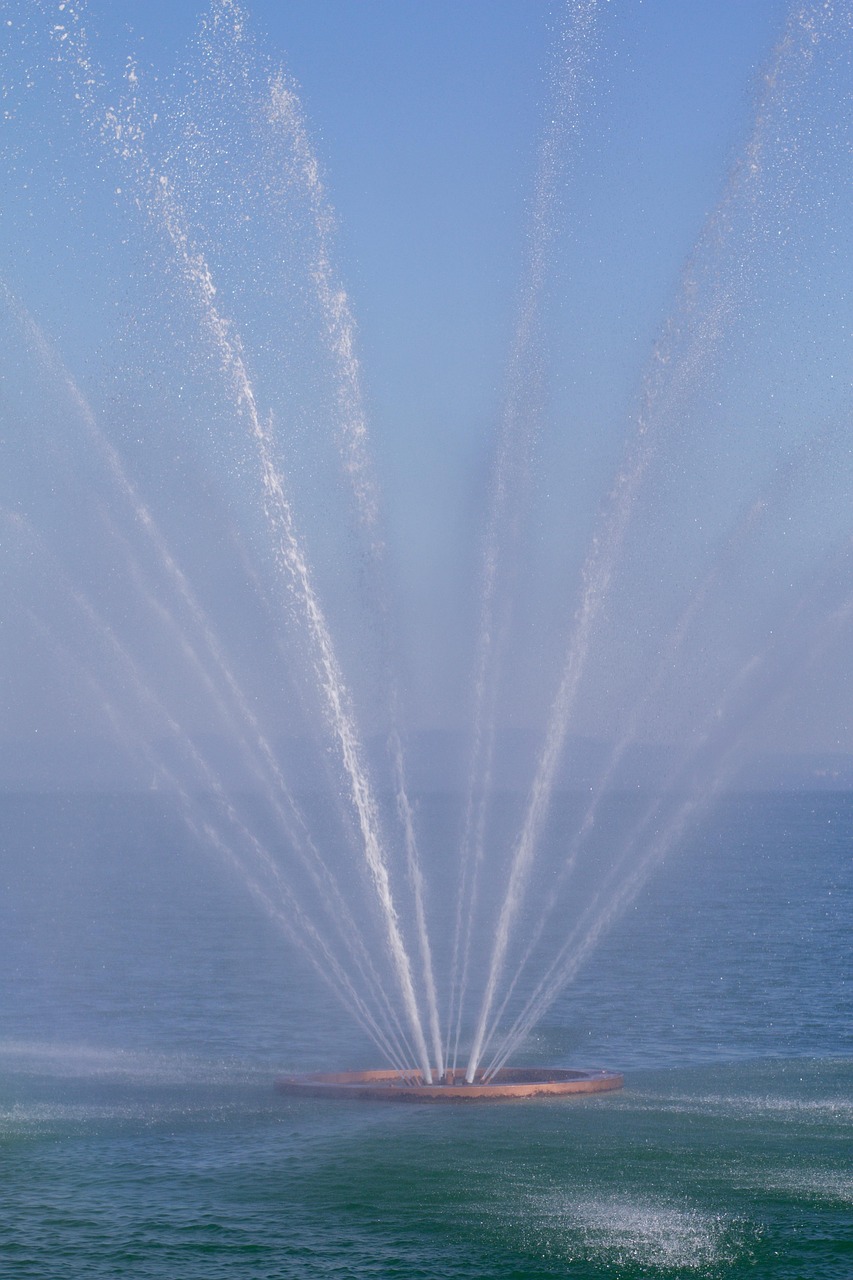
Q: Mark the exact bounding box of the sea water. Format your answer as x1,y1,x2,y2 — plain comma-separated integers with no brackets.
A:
1,791,850,1279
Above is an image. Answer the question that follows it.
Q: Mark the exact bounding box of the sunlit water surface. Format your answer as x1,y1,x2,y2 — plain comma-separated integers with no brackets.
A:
1,791,850,1279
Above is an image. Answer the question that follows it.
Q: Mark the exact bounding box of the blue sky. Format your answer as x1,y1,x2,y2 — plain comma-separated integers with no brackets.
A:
2,0,850,760
24,0,793,516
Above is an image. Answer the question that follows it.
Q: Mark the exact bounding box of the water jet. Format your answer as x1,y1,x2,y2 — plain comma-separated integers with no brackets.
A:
3,1,849,1102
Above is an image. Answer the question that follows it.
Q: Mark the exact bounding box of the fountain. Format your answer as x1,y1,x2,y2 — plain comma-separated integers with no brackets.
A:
274,1067,623,1102
1,0,850,1099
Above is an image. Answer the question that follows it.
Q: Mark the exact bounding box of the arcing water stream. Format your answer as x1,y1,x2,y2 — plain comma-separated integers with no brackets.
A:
2,0,851,1083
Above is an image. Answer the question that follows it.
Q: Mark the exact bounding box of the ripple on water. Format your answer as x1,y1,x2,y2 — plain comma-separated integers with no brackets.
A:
754,1168,853,1206
621,1089,853,1125
0,1098,260,1138
0,1039,271,1085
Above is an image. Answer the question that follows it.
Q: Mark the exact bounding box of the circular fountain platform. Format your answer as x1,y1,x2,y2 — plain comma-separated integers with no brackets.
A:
275,1066,623,1102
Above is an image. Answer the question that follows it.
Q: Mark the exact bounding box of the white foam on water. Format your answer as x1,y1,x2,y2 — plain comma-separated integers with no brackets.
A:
533,1193,750,1272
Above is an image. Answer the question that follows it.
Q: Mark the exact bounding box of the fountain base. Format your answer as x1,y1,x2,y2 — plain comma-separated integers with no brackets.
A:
274,1066,623,1101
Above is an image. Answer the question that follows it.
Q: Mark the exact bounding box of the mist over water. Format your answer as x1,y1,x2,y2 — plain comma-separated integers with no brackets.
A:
1,1,852,1273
